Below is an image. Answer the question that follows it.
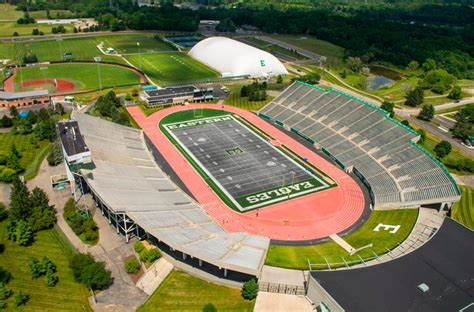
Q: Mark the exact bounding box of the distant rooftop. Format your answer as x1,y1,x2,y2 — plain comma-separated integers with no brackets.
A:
0,90,49,100
311,218,474,312
58,120,89,157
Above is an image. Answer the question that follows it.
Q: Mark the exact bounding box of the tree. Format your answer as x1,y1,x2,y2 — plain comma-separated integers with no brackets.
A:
124,258,140,274
276,75,283,84
80,262,111,290
346,57,363,73
418,104,435,121
9,106,18,118
448,85,462,101
47,142,63,166
405,86,424,107
0,267,12,285
35,118,57,142
29,257,43,279
452,104,474,140
9,177,31,221
434,141,452,158
216,18,236,32
421,69,456,94
422,58,437,72
32,29,40,36
407,60,419,72
14,291,29,307
0,283,12,300
418,129,426,145
15,221,34,246
12,32,19,37
69,253,95,281
241,279,258,300
381,101,395,118
0,115,13,128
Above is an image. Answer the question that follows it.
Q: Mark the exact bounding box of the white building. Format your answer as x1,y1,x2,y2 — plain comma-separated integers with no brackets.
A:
188,37,288,78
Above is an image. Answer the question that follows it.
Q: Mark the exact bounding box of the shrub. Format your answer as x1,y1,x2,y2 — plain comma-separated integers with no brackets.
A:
124,258,140,274
14,291,29,307
133,241,144,254
0,284,12,300
29,257,42,279
45,270,58,287
241,279,258,300
434,141,452,158
69,253,111,290
139,248,161,264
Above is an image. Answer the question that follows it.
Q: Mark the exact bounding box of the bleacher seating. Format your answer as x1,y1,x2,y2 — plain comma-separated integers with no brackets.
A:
259,82,460,207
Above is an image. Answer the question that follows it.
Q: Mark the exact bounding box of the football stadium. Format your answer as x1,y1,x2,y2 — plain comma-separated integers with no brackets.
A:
53,35,472,311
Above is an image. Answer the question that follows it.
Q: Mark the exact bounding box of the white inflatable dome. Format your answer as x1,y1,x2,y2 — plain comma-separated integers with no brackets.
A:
188,37,288,78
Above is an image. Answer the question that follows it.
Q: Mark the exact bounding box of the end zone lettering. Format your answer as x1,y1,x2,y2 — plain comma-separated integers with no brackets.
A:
246,181,315,204
166,116,232,130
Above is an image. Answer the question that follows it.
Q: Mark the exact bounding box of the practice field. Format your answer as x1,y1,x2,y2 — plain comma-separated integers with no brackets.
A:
162,113,329,211
6,63,142,93
0,33,171,65
125,52,219,84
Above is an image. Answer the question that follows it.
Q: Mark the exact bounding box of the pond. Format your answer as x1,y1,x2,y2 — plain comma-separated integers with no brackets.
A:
367,75,394,90
366,65,402,90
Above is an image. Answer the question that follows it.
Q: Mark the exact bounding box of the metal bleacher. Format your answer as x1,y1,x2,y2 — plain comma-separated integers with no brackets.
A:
258,81,460,208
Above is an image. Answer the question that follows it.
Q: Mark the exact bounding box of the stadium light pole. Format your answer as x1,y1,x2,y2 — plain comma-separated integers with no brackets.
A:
137,42,142,70
57,39,63,61
94,56,102,90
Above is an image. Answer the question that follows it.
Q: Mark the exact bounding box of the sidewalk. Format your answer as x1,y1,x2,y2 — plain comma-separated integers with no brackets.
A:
28,160,148,311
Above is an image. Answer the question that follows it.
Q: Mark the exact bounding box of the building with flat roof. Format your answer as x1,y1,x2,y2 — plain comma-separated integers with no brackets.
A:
0,90,50,108
143,86,213,107
307,218,474,312
188,37,288,78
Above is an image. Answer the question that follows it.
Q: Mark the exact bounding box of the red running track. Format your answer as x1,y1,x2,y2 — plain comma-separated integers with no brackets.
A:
128,104,365,241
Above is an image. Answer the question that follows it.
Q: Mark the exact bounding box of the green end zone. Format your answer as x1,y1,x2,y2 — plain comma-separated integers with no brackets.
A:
160,109,336,212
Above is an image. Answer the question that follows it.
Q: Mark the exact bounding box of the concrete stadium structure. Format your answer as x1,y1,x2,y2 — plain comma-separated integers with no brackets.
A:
64,113,270,279
188,37,288,78
259,81,461,209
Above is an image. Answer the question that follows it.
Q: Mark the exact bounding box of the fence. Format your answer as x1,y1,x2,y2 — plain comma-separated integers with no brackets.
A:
259,282,306,296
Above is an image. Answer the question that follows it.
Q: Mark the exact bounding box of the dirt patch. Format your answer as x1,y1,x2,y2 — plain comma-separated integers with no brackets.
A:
21,79,75,92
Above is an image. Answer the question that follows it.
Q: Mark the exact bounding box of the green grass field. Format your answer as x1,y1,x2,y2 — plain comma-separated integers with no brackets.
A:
0,4,23,21
0,34,171,65
13,63,141,92
451,186,473,230
138,270,254,312
266,209,418,270
0,130,50,176
0,21,74,37
160,109,331,212
224,83,274,111
125,52,219,84
270,35,345,69
0,222,91,311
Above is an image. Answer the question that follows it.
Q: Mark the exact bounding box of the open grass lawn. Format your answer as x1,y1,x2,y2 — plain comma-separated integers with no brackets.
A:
138,270,254,312
0,222,91,311
452,185,474,230
126,52,219,84
28,10,74,19
451,186,474,230
0,34,169,65
266,209,418,270
270,35,345,69
14,63,141,92
0,22,74,37
224,83,274,111
415,125,473,175
0,130,50,177
0,4,23,21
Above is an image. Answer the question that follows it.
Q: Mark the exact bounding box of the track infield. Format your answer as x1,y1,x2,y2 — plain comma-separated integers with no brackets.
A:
161,112,332,211
128,104,366,241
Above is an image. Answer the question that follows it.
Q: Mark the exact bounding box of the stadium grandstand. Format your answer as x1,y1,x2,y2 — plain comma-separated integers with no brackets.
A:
63,113,270,279
259,81,460,209
188,37,288,78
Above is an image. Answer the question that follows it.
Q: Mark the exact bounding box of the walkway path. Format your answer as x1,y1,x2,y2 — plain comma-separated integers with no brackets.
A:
28,160,148,312
254,292,314,312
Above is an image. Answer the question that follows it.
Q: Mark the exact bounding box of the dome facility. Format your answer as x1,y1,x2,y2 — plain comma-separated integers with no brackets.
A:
188,37,288,78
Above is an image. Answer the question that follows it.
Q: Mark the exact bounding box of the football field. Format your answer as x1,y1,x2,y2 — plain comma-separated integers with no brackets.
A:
162,114,330,211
